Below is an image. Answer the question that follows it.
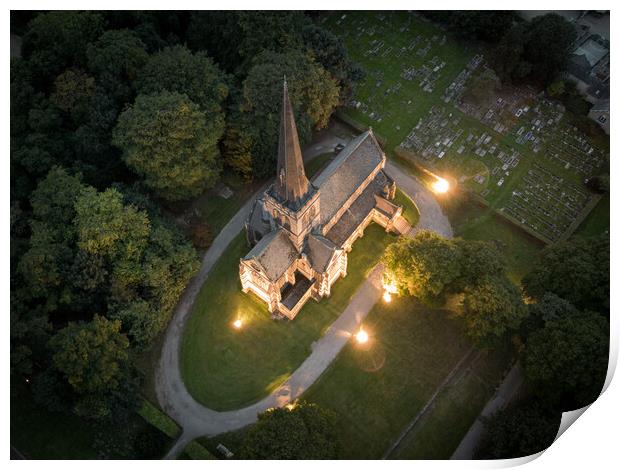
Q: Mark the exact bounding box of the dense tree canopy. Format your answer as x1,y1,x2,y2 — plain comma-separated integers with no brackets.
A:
136,45,229,115
226,50,339,179
522,235,609,313
383,231,462,303
524,310,609,409
240,402,339,459
475,402,561,459
462,275,527,346
22,11,106,82
113,91,222,201
494,13,577,85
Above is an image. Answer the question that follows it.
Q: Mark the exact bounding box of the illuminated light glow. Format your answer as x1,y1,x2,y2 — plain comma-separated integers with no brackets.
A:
355,328,369,344
383,291,392,302
233,319,243,329
432,177,449,194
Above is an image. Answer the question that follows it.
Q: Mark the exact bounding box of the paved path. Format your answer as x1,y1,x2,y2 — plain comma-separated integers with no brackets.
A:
450,363,524,459
156,141,453,458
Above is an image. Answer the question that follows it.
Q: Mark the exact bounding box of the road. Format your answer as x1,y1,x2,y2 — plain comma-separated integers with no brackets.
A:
156,139,453,458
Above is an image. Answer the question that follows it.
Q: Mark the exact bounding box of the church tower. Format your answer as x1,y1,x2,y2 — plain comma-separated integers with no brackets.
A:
263,79,321,250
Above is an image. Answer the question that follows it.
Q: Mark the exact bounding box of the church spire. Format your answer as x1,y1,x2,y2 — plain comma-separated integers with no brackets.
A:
274,78,310,210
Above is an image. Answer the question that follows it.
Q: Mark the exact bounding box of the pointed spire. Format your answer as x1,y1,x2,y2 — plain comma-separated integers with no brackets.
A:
274,78,310,209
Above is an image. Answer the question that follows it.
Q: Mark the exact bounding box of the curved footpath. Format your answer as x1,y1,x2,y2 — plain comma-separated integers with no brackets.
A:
156,158,452,458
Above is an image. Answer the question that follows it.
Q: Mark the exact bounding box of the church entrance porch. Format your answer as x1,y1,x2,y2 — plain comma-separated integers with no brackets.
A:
278,271,316,319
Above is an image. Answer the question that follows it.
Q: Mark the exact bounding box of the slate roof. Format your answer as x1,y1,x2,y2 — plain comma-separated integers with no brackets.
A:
314,130,385,226
325,171,391,246
243,228,299,281
306,233,338,273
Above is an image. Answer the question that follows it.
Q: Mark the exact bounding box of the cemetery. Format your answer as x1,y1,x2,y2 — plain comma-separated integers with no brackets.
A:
324,11,609,244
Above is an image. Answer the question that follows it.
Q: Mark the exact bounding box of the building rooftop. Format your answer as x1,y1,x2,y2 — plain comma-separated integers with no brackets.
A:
243,228,299,281
306,233,338,273
314,130,385,226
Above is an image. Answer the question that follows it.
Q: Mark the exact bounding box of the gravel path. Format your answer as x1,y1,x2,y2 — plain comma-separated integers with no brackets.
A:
156,147,453,458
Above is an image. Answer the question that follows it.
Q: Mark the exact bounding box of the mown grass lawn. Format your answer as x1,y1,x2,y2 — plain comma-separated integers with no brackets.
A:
181,223,397,411
574,193,609,238
389,341,514,459
302,295,474,459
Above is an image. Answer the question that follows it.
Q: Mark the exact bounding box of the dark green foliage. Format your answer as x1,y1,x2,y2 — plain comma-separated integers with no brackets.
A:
524,310,609,409
475,401,561,459
231,50,339,179
494,14,577,85
383,230,462,303
240,402,339,459
86,29,149,103
50,68,96,120
22,11,106,83
586,174,610,193
522,235,609,313
113,91,223,201
422,11,519,43
136,45,229,115
462,275,527,346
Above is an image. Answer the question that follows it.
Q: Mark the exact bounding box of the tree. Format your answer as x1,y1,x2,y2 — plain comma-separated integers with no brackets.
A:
22,11,106,82
448,11,518,43
461,275,527,346
383,230,462,304
86,29,149,103
50,69,96,120
301,24,364,101
494,14,576,86
462,68,501,108
475,401,561,459
524,14,577,85
74,187,150,262
136,45,228,115
521,292,579,338
240,402,339,459
453,239,505,292
49,315,131,418
113,91,222,201
524,311,609,409
522,234,609,313
236,50,339,178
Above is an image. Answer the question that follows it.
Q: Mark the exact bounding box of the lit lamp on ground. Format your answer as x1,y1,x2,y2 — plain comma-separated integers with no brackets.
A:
355,328,369,344
232,319,243,330
432,177,449,194
382,280,398,303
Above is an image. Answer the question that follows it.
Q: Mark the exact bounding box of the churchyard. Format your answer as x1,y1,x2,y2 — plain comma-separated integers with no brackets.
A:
323,11,609,244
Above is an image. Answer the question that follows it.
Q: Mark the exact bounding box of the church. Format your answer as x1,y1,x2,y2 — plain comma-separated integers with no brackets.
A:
239,81,403,319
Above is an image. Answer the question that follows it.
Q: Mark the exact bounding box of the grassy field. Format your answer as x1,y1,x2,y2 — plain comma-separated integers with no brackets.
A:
323,11,608,244
574,193,610,238
181,223,397,410
388,341,513,459
302,295,483,459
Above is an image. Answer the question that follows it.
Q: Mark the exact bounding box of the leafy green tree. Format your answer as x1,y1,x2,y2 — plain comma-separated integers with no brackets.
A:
522,235,609,313
475,401,561,459
383,230,461,304
50,314,129,394
301,24,364,100
185,11,243,72
448,11,518,43
113,91,222,201
240,402,339,459
236,50,339,178
86,29,149,103
22,11,106,81
524,14,577,85
453,239,505,291
74,187,150,262
524,311,609,409
50,68,96,121
461,275,527,346
521,293,578,338
49,315,135,420
136,45,228,115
